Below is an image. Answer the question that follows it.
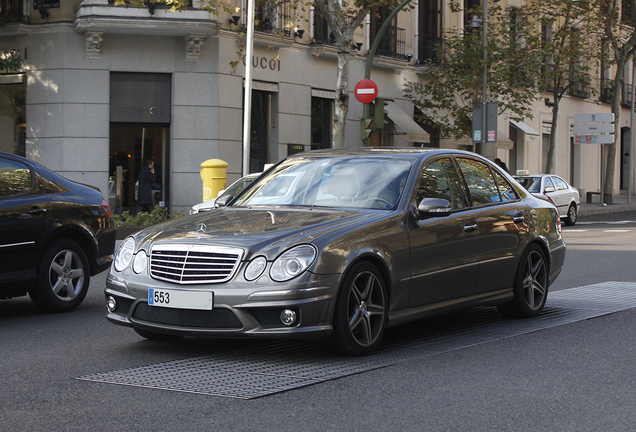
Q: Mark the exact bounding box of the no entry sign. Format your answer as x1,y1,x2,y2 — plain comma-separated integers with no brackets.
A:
354,79,378,104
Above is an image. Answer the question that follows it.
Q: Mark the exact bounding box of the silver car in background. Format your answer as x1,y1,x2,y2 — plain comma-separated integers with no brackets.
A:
515,174,580,226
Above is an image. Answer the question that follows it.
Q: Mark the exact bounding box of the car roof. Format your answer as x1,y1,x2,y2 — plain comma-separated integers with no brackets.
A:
286,147,476,160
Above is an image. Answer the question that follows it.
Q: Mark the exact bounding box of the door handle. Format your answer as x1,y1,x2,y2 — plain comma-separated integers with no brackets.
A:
463,222,478,233
27,207,47,215
513,214,525,224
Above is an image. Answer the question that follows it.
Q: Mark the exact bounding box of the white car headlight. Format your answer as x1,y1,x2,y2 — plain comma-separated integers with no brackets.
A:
114,237,135,272
270,245,316,282
133,250,148,274
244,256,267,281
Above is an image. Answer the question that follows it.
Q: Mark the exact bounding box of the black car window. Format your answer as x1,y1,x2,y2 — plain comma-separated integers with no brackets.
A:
552,176,568,190
493,170,518,201
417,158,464,210
517,176,541,193
0,158,33,198
455,158,501,206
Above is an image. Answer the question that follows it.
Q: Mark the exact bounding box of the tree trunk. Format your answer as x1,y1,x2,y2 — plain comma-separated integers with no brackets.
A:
606,56,626,202
332,50,350,148
545,95,560,174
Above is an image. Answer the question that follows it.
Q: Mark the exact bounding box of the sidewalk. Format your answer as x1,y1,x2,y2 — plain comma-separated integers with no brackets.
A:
579,193,636,217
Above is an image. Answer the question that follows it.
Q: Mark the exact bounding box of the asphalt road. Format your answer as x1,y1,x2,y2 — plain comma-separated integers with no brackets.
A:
3,211,636,431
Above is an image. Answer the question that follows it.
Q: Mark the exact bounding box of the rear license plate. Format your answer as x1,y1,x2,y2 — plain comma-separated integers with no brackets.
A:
148,288,213,310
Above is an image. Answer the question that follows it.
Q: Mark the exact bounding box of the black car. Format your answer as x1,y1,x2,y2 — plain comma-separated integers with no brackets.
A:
0,152,116,312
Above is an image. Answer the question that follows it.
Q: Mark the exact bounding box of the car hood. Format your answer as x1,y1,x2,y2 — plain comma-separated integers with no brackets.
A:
135,207,388,258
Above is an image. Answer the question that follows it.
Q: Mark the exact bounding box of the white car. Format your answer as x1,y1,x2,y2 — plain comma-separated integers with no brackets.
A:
514,174,580,226
190,173,261,214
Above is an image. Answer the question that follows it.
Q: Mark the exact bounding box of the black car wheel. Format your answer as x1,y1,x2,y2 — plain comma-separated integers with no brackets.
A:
329,261,387,356
564,203,577,226
134,328,184,341
30,239,90,313
498,245,548,318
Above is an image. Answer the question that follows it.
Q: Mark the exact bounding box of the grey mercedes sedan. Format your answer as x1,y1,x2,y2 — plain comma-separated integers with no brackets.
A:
105,148,566,355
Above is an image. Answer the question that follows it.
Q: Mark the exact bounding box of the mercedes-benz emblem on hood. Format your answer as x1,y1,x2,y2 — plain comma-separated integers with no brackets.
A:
196,223,207,238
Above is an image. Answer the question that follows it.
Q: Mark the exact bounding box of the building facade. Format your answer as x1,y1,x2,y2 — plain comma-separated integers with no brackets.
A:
0,0,633,212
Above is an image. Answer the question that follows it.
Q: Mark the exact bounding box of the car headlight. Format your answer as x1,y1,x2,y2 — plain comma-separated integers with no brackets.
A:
133,250,148,274
245,256,267,281
114,237,135,272
270,245,316,282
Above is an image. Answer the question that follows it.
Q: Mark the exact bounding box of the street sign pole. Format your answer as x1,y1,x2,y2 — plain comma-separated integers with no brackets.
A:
573,112,615,205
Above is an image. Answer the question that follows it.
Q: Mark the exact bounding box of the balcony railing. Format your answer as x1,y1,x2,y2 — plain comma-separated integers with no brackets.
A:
600,78,614,103
568,72,591,98
1,0,28,23
255,3,294,35
417,34,440,64
622,82,633,107
374,26,407,60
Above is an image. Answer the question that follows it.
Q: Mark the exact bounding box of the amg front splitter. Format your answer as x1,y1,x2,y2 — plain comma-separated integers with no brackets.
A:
78,281,636,399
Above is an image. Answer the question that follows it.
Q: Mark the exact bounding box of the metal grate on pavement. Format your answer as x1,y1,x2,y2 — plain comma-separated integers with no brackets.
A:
77,281,636,399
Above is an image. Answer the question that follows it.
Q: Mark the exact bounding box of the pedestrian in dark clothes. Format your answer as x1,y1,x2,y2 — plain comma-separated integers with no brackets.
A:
137,159,160,213
494,158,509,173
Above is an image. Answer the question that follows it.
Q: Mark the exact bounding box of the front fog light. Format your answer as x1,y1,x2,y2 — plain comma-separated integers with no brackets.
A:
280,309,297,326
107,296,117,312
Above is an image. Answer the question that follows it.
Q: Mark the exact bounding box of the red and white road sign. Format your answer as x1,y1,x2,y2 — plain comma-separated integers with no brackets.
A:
354,79,378,104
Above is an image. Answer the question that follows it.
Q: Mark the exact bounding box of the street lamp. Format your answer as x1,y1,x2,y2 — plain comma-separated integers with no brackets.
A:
470,3,488,155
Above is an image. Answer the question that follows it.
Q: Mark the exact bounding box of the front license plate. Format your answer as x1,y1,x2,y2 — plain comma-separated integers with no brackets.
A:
148,288,213,310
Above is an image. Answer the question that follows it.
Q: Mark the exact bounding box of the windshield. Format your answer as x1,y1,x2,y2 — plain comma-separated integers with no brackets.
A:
516,176,542,193
232,156,413,210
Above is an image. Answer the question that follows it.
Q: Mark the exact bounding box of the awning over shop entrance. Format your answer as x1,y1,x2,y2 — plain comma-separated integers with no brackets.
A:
510,119,540,136
385,101,431,143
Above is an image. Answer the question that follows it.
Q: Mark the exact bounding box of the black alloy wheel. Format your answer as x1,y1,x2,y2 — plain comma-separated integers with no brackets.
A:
329,261,388,356
498,244,548,318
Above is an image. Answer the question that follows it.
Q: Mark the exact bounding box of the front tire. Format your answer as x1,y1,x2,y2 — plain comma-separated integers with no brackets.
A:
328,261,388,356
498,245,548,318
30,239,90,313
564,203,577,226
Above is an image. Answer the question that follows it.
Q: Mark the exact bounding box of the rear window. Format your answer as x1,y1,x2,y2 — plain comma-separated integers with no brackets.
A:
516,177,542,193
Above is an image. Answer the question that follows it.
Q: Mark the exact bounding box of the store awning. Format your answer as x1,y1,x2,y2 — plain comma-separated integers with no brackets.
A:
385,101,430,143
510,119,540,136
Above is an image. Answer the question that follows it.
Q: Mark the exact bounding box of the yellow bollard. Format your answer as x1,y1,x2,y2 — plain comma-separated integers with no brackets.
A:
200,159,228,202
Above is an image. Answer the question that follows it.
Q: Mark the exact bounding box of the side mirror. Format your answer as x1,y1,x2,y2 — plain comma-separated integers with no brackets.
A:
215,195,234,208
414,198,452,219
544,186,555,193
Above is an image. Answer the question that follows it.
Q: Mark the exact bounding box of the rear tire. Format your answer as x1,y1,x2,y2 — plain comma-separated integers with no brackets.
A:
328,261,388,356
30,239,90,313
564,203,577,226
498,244,548,318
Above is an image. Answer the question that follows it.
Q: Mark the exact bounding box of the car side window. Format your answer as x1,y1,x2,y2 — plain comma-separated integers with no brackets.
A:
455,158,501,206
0,158,33,198
553,176,568,190
417,158,464,210
544,177,555,190
493,170,518,201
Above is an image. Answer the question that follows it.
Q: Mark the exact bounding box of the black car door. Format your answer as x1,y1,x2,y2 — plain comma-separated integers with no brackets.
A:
408,157,479,307
454,157,529,295
0,157,50,284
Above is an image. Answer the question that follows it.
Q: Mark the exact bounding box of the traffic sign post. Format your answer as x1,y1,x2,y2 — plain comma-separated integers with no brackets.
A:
573,112,615,205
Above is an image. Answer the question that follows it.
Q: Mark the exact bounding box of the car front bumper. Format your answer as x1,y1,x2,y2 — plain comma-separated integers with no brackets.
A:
104,271,339,339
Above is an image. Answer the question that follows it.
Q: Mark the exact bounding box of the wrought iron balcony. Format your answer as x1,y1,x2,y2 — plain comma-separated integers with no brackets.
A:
1,0,28,23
